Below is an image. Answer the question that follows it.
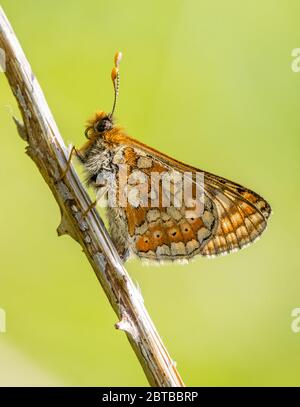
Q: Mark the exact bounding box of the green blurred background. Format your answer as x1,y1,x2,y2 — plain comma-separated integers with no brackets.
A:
0,0,300,386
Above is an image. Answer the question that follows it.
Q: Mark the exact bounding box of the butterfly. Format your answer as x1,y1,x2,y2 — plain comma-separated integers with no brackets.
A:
75,52,271,262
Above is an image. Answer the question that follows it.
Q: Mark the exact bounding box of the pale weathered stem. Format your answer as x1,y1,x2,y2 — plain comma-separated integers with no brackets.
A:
0,7,184,387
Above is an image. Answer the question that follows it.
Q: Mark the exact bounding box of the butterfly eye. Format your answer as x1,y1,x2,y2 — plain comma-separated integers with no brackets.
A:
95,118,113,133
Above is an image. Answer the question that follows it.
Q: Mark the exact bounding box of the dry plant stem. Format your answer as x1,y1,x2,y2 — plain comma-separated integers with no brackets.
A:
0,7,185,387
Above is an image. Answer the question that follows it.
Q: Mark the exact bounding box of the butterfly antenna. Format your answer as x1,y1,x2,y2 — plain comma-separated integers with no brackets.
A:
110,51,122,118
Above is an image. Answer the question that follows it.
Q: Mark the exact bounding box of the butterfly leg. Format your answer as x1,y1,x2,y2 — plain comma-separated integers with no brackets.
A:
82,183,108,217
58,145,79,181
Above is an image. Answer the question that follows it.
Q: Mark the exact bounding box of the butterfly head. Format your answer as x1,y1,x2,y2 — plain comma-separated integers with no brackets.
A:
79,111,116,161
84,111,114,140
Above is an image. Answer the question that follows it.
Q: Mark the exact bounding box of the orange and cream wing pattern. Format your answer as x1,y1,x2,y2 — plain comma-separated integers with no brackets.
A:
106,139,270,261
110,142,271,260
126,198,218,261
200,175,271,256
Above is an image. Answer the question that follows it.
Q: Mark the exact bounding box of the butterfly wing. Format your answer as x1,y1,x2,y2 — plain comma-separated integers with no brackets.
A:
110,146,214,260
197,174,271,256
107,137,271,261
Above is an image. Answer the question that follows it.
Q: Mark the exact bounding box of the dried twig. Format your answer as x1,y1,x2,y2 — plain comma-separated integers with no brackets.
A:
0,7,184,387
